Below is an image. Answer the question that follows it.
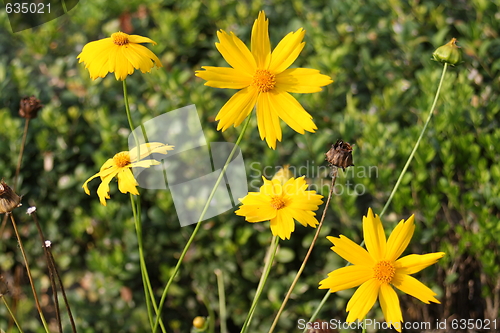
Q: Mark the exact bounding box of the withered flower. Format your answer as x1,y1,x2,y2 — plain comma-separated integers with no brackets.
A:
19,96,43,119
0,276,9,297
0,180,22,214
325,139,354,170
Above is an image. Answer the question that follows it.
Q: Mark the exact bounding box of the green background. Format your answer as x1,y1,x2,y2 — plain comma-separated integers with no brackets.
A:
0,0,499,332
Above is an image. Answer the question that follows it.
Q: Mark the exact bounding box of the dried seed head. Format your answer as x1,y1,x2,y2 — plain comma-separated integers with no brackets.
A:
0,180,22,214
0,276,9,297
19,96,43,119
325,139,354,171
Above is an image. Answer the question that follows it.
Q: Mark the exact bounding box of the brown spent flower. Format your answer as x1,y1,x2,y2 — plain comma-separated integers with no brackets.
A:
19,96,43,119
0,180,22,214
0,276,9,297
325,139,354,171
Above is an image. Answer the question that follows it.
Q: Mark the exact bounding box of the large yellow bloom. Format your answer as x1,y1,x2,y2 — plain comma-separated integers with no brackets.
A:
235,176,323,240
77,32,162,80
196,11,332,149
319,208,445,332
83,143,174,206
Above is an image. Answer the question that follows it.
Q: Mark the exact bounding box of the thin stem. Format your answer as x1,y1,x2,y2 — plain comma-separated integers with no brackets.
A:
153,114,253,333
123,80,166,332
32,213,62,333
14,118,30,192
268,170,338,333
379,63,448,217
215,269,227,333
130,194,154,330
9,214,50,333
31,212,78,333
240,236,279,333
123,79,141,160
2,297,24,333
304,63,450,330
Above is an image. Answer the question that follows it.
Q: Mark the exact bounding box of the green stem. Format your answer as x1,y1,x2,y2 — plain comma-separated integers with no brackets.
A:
240,236,279,333
268,170,338,333
123,80,166,333
123,79,141,160
2,297,24,333
215,269,227,333
303,63,449,331
129,194,154,329
153,114,253,333
379,63,448,217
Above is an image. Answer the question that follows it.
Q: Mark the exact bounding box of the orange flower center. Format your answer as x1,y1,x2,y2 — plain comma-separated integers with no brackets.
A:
113,152,131,167
373,260,396,284
270,196,286,210
252,69,276,93
111,32,129,46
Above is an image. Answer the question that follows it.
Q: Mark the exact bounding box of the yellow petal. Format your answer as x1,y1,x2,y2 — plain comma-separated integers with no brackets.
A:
127,34,158,45
319,265,372,292
363,208,386,261
215,86,259,131
266,89,317,134
256,92,282,149
129,143,174,162
275,68,333,93
291,209,319,228
96,174,115,206
251,11,271,69
216,30,256,75
196,66,252,89
379,284,403,332
327,235,375,266
346,278,380,322
270,208,295,240
386,215,415,261
116,168,139,195
392,273,440,304
268,28,305,74
127,43,162,72
82,172,102,195
396,252,445,275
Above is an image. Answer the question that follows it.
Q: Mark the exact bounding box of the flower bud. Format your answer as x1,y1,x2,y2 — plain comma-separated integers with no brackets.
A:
432,38,462,65
0,180,22,214
272,165,293,185
325,140,354,171
192,316,206,329
19,96,43,119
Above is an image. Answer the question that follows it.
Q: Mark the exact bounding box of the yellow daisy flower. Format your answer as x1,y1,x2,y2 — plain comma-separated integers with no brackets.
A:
77,31,162,80
235,176,323,240
83,143,174,206
196,11,333,149
319,208,445,332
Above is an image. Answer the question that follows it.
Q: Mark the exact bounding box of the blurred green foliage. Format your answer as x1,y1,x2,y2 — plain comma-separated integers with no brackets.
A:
0,0,499,332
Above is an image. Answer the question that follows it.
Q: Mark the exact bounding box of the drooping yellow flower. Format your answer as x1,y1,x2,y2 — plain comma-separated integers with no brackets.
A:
319,208,445,332
83,143,174,206
196,11,333,149
235,176,323,240
77,31,162,80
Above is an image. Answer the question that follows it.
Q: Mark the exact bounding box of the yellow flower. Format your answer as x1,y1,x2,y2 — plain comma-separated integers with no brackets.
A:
83,143,174,206
319,208,445,332
235,176,323,240
77,31,162,80
196,11,332,149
